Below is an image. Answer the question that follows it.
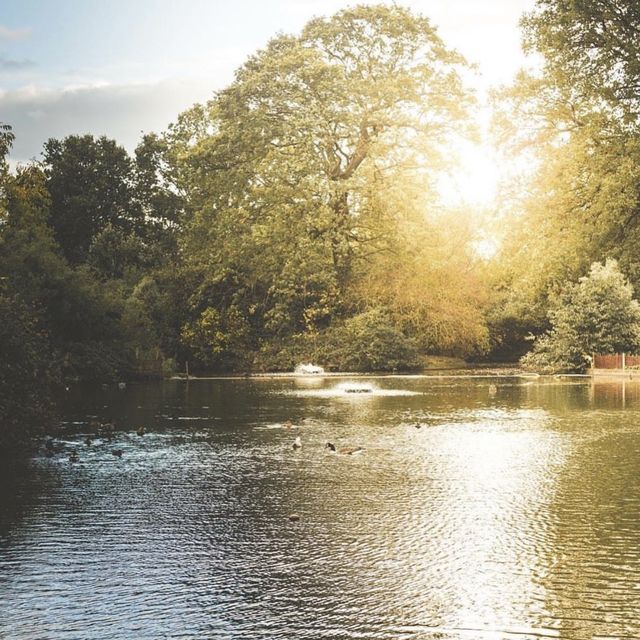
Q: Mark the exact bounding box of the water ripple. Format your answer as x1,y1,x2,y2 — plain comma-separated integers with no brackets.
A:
2,377,640,638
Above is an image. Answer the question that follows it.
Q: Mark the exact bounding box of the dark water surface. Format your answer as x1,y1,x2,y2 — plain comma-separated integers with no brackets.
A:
2,375,640,639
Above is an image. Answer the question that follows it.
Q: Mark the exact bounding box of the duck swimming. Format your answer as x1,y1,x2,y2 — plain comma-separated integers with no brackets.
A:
136,426,145,436
325,442,365,455
292,436,302,450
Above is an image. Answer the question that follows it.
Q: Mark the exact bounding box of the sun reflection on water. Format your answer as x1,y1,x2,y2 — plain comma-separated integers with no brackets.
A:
396,409,567,638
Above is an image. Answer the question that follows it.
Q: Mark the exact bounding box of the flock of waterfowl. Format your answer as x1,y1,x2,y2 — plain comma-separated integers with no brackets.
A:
44,381,501,522
44,419,146,463
47,383,498,464
285,417,429,454
45,416,376,464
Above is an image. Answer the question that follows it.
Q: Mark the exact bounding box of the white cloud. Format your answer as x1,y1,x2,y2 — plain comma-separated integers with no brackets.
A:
1,78,216,162
0,25,31,41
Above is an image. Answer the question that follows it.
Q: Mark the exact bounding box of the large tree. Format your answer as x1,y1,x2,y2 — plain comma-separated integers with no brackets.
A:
43,135,144,265
490,0,640,354
167,5,483,366
0,125,60,445
521,0,640,124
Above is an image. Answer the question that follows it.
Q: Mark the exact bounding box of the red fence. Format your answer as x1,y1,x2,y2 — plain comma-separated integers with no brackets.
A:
593,354,640,369
594,354,623,369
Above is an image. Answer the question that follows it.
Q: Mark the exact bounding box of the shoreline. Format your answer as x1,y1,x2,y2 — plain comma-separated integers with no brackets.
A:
169,367,537,381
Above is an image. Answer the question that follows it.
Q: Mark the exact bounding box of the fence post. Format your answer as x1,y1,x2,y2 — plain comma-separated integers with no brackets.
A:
623,352,626,371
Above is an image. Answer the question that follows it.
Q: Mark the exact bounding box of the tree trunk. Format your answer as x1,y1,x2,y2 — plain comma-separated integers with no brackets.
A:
330,189,352,293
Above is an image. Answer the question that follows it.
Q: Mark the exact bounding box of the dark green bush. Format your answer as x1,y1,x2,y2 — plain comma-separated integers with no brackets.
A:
0,293,60,446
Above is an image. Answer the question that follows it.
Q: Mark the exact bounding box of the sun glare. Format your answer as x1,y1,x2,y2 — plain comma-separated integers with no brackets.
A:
435,133,503,260
437,138,501,208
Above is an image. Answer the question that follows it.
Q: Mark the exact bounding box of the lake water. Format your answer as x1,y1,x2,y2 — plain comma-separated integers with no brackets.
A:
2,375,640,639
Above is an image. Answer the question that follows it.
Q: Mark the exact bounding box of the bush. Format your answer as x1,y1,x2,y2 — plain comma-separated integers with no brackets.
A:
181,306,254,372
520,333,585,374
0,293,60,447
321,309,419,371
62,340,132,382
521,259,640,373
250,309,420,373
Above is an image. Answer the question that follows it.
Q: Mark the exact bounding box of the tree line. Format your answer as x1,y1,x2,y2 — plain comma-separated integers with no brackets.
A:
3,2,640,445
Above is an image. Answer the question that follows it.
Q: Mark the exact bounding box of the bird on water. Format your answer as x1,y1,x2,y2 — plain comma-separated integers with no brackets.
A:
325,442,365,455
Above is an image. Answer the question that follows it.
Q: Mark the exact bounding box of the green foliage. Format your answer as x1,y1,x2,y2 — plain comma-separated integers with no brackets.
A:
521,0,640,125
43,135,144,264
0,292,60,447
521,260,640,373
87,224,151,281
165,4,487,365
489,0,640,357
0,138,174,392
251,309,419,373
181,306,253,371
322,309,419,372
0,122,14,180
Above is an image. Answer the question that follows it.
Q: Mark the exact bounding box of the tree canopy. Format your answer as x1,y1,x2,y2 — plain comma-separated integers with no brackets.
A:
165,4,486,368
9,1,640,443
521,260,640,373
488,0,640,358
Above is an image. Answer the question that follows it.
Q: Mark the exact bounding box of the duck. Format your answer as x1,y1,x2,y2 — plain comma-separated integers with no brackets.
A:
292,436,302,450
69,450,79,463
100,422,115,440
84,436,93,446
111,449,124,458
283,420,295,429
325,442,365,455
136,426,146,436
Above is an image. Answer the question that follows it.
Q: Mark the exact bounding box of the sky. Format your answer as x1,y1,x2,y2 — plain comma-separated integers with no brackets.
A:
1,0,536,174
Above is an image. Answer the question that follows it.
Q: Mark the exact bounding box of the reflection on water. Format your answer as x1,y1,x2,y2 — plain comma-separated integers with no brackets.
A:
2,376,640,638
287,379,420,398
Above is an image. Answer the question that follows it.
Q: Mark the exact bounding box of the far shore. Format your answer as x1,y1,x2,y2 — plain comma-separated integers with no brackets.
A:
170,364,538,381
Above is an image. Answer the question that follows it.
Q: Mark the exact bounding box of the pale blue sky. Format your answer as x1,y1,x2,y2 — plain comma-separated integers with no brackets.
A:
1,0,535,163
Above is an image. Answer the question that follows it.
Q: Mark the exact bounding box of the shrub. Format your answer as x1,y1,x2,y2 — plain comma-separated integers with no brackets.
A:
521,259,640,373
0,293,60,447
322,309,419,372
